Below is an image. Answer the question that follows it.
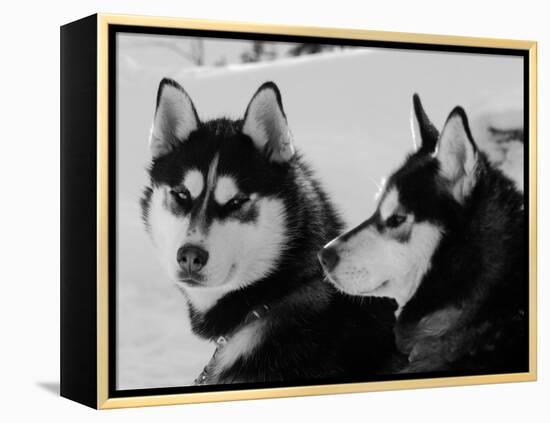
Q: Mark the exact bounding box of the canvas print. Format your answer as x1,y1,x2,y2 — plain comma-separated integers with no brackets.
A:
114,30,527,392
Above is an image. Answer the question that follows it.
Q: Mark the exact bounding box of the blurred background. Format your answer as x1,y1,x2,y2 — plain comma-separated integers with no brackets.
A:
116,32,524,390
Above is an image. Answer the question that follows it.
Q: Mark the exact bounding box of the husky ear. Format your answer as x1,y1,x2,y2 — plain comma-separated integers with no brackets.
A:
435,107,478,202
242,82,295,163
411,94,439,153
150,78,200,158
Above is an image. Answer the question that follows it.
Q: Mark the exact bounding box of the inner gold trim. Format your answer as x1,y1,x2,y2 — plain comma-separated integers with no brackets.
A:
96,13,537,409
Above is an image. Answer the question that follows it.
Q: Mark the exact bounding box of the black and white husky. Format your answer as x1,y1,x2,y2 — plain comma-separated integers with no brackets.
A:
320,94,527,373
141,78,396,385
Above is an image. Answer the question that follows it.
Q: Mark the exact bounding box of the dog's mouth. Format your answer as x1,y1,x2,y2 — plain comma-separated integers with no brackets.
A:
176,271,205,287
359,280,390,296
325,273,391,297
176,277,203,287
321,269,340,288
178,278,202,287
176,264,238,288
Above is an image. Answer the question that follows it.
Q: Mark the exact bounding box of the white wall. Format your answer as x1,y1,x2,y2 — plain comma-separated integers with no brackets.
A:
0,0,546,422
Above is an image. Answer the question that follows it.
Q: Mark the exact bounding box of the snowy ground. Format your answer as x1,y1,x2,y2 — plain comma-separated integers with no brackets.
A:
116,39,524,390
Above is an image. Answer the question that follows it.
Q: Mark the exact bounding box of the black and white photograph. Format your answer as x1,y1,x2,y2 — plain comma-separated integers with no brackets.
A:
113,27,529,393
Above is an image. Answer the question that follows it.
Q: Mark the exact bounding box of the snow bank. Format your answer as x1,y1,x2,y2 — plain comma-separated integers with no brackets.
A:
470,90,524,190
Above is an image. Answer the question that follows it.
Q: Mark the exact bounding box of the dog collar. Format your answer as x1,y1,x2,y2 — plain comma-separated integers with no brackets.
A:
194,304,270,385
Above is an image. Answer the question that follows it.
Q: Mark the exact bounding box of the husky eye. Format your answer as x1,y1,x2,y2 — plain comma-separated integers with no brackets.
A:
225,194,250,211
170,188,191,205
386,214,407,229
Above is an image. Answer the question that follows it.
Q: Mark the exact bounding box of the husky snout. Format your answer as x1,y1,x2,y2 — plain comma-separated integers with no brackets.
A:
177,244,209,274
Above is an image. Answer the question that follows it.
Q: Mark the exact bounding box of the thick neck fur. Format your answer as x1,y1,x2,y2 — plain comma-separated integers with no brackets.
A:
395,155,526,361
188,156,344,340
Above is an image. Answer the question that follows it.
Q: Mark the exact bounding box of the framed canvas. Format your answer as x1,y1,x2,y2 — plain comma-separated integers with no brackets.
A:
60,13,537,409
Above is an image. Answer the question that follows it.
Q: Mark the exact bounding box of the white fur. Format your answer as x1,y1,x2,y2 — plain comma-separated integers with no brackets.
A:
436,113,478,202
362,223,442,315
148,186,191,280
326,215,442,316
150,83,198,158
182,197,287,311
379,188,399,220
242,88,294,162
182,284,233,312
214,176,238,205
213,320,265,376
148,180,288,312
410,105,421,150
202,197,287,290
374,177,387,201
183,169,204,199
438,115,476,176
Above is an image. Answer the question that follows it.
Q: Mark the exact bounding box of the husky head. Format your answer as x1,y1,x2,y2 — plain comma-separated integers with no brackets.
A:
319,94,480,312
142,79,295,310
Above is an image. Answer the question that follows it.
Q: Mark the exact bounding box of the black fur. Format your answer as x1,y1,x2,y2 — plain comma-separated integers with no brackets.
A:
142,79,397,384
412,93,439,153
389,102,527,374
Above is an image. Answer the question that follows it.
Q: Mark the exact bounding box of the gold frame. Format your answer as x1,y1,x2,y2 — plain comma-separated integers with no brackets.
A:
96,13,537,409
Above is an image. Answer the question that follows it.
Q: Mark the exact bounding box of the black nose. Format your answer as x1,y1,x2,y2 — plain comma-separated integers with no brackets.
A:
177,244,209,273
319,247,339,272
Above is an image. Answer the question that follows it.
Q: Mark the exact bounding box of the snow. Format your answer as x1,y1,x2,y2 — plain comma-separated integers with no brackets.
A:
116,42,523,389
469,90,524,190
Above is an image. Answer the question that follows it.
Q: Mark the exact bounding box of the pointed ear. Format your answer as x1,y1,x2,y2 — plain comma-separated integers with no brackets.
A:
435,107,478,202
411,94,439,153
150,78,199,158
242,82,295,163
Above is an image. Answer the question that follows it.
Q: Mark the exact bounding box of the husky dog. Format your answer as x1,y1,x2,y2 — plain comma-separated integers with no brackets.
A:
319,95,527,373
141,78,396,384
